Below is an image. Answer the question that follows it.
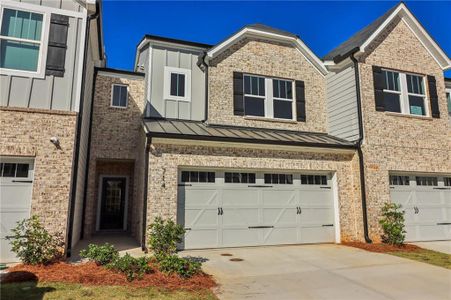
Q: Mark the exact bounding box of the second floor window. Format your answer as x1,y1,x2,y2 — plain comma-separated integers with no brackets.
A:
382,70,427,116
111,84,128,108
243,74,294,120
164,66,191,101
0,8,44,73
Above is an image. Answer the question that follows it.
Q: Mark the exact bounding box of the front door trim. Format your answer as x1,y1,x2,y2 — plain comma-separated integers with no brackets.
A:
96,175,129,231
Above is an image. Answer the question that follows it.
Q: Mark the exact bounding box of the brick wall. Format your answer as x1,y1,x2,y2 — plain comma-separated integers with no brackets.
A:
208,38,328,132
0,107,77,237
84,73,146,238
358,17,451,240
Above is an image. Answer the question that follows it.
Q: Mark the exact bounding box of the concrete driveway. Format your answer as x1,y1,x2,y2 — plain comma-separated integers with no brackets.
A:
182,244,451,300
413,241,451,255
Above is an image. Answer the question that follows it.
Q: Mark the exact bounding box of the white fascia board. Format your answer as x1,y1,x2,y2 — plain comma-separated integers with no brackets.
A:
206,28,328,76
137,38,207,53
360,3,450,70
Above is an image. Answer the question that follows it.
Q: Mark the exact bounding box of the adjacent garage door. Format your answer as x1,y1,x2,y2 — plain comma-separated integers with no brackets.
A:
178,170,336,249
0,159,34,263
390,175,451,242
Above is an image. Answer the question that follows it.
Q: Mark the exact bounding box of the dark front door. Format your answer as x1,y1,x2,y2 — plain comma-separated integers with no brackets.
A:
100,177,126,230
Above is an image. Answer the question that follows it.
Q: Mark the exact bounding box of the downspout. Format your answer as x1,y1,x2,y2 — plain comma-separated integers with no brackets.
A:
350,52,373,244
141,137,151,251
66,6,100,257
80,67,99,240
199,52,208,122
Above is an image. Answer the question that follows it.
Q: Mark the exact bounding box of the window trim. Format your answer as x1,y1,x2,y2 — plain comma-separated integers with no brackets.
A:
0,2,51,78
382,69,430,117
243,73,296,121
446,88,451,118
110,83,129,108
163,66,191,102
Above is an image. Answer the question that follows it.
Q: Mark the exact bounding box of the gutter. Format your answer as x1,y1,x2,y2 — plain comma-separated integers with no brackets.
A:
350,51,372,244
66,5,101,257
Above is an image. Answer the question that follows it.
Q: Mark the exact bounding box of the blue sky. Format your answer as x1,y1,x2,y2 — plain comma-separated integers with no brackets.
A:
102,1,451,77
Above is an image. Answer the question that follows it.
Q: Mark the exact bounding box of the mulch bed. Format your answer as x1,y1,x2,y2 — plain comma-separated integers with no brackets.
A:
1,261,216,291
342,242,422,253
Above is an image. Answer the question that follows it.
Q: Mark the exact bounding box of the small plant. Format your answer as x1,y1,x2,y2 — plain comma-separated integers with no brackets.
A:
107,253,152,281
7,215,63,265
147,217,185,260
158,255,201,278
379,202,406,246
79,243,119,266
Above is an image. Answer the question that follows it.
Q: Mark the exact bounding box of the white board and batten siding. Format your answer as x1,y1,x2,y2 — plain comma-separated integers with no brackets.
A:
137,45,207,121
0,0,87,112
326,65,360,141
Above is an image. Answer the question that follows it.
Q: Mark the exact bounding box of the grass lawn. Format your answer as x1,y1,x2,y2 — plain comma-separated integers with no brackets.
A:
388,249,451,269
1,281,218,300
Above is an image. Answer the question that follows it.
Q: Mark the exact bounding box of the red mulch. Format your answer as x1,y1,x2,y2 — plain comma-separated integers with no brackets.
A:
343,242,422,253
2,262,216,291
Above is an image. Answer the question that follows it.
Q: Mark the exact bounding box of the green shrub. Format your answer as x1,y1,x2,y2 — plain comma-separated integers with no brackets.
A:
107,253,152,281
6,215,63,265
147,217,185,260
158,255,201,278
379,202,406,246
79,243,119,266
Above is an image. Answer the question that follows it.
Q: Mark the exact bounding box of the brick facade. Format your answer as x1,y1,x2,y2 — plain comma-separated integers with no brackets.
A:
84,73,146,239
147,143,364,242
0,107,77,237
357,17,451,241
208,38,328,132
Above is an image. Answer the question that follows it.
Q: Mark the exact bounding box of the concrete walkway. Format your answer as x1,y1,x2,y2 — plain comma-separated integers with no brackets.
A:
181,244,451,300
413,241,451,255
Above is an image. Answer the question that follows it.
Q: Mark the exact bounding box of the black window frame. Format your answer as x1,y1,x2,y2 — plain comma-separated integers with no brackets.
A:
180,171,215,183
224,172,256,184
111,84,128,108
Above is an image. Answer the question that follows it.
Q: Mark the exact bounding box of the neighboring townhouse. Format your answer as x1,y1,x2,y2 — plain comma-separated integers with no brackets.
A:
0,0,105,262
323,3,451,242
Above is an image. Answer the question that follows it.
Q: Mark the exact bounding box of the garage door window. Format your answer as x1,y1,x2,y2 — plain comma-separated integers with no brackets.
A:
264,174,293,184
444,177,451,187
181,171,215,183
225,172,256,184
389,175,410,186
0,163,29,178
416,176,438,186
300,175,327,185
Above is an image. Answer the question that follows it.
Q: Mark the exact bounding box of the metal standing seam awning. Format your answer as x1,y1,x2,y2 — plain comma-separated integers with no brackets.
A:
143,118,356,150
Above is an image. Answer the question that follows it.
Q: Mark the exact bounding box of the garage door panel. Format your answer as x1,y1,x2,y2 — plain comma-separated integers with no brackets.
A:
222,189,259,206
184,229,219,249
184,209,218,228
299,208,334,225
222,208,259,228
300,226,334,244
416,207,445,223
416,191,442,205
299,190,332,206
0,184,33,209
391,190,414,208
262,190,296,206
262,208,297,225
417,225,446,241
263,227,298,245
183,189,219,206
222,228,260,247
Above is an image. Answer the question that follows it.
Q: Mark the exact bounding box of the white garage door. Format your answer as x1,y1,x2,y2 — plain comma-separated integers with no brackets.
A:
390,175,451,242
0,158,34,263
177,170,336,249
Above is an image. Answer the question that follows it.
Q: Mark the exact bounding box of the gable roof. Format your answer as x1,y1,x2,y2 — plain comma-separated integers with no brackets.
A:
323,2,451,70
206,24,328,76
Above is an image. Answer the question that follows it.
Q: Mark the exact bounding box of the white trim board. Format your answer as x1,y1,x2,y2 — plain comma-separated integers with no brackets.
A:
206,27,328,76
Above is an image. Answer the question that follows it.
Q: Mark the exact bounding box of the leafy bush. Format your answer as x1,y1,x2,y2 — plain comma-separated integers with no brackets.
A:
79,243,118,266
147,217,185,260
107,253,152,281
379,202,406,246
158,255,201,278
7,215,63,265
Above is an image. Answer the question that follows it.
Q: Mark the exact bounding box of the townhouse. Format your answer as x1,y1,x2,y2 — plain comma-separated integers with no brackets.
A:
1,2,450,262
0,0,105,261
